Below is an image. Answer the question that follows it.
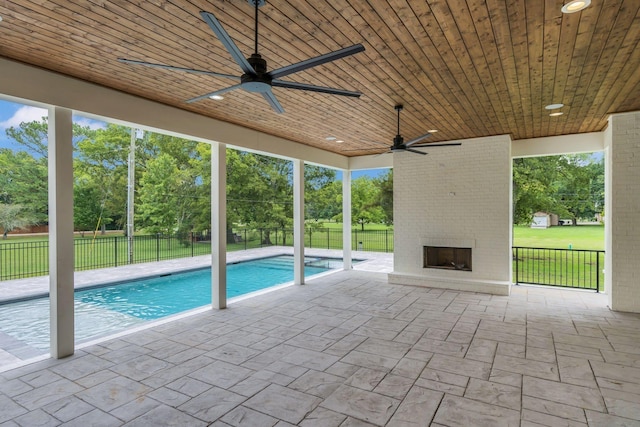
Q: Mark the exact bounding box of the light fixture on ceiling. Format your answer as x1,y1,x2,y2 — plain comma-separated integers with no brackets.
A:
325,136,337,141
336,140,344,143
561,0,591,13
209,94,224,100
550,112,564,117
545,103,564,110
427,129,438,133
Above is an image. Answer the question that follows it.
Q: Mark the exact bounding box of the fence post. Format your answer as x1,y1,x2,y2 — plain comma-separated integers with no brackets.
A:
156,233,160,262
354,229,358,251
327,228,330,249
596,251,600,293
191,232,194,258
244,229,247,250
514,247,518,285
114,236,118,267
385,229,389,253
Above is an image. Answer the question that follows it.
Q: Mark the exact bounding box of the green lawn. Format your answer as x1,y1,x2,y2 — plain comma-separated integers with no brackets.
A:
513,224,604,250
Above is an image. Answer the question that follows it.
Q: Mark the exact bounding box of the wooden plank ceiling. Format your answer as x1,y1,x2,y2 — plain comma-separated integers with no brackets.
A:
0,0,639,156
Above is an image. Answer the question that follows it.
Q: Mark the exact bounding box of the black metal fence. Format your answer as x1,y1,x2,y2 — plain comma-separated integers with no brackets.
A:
0,228,394,281
513,246,605,292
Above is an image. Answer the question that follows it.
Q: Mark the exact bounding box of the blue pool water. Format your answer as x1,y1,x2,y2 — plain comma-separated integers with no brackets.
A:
0,255,347,352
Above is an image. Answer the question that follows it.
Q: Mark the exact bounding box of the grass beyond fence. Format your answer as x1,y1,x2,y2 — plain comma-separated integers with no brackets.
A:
0,228,393,281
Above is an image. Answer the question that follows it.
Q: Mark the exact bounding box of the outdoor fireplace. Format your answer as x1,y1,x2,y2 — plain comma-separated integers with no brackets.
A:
424,246,472,271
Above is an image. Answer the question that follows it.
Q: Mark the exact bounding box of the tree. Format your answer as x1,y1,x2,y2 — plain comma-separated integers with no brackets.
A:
0,203,33,239
555,154,604,224
376,169,393,225
351,177,384,231
512,157,561,225
136,153,181,234
305,165,340,222
0,149,48,224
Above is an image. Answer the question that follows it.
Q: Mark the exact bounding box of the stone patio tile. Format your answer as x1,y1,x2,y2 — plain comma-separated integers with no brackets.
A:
339,350,399,372
298,407,346,427
109,354,171,381
14,408,61,426
464,378,521,410
413,338,468,357
320,384,399,426
74,370,119,389
42,395,95,422
523,376,606,411
390,357,427,380
75,376,151,413
601,349,640,368
603,392,640,420
372,374,414,399
427,354,491,380
20,370,64,388
0,378,32,397
465,338,497,363
340,417,378,426
591,360,640,384
557,355,598,388
13,378,84,411
553,332,613,350
0,394,28,423
432,395,520,426
189,360,253,389
496,342,526,358
324,361,360,379
220,405,278,427
488,369,522,387
355,338,411,359
522,395,586,423
205,343,262,365
526,346,557,363
345,367,386,391
177,386,245,422
521,408,587,427
59,408,122,427
386,386,442,427
288,370,343,398
165,376,211,397
285,333,335,352
122,404,208,427
493,354,558,380
146,387,190,407
280,347,340,371
244,384,322,424
49,354,114,381
585,410,640,427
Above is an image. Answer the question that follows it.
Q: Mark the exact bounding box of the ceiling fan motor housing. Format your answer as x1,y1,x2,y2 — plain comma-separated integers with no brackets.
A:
241,54,272,93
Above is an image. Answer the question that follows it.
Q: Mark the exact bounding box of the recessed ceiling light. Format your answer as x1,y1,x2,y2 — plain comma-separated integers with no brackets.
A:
561,0,591,13
427,129,438,133
545,103,564,110
549,112,564,117
325,136,337,141
336,140,344,143
209,95,224,100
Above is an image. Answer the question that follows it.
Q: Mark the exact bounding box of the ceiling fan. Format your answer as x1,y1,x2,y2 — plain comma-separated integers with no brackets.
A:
356,105,461,155
118,0,365,113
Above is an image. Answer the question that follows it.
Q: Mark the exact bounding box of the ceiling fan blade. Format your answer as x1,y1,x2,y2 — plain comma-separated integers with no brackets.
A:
200,11,254,75
269,44,365,79
185,84,243,103
405,148,428,155
409,142,463,148
405,132,433,147
117,58,240,80
272,80,361,97
261,89,285,114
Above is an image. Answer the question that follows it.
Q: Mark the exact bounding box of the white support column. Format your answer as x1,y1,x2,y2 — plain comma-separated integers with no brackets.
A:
293,159,305,285
48,107,75,358
211,142,227,309
342,170,352,270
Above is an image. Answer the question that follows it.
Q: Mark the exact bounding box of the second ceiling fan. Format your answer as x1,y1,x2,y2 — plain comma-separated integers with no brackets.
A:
373,105,461,155
118,0,365,113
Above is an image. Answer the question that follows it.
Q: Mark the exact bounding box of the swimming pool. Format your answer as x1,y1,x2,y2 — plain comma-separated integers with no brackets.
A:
0,255,347,353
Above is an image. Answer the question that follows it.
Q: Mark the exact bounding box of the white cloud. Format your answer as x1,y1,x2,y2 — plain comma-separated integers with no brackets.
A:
0,105,48,130
73,116,107,131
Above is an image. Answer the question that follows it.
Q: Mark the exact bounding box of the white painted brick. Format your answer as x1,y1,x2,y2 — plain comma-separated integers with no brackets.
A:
391,135,512,295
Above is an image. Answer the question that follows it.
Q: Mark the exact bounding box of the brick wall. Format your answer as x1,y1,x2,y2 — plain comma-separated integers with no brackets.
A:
607,111,640,312
389,135,512,295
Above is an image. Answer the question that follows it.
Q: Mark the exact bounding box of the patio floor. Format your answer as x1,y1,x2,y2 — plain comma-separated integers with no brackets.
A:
1,250,640,426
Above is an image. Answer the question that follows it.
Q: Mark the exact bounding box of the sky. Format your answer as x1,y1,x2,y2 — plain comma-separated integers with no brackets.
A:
0,99,106,151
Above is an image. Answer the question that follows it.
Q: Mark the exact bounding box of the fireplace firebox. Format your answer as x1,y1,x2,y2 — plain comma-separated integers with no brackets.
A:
424,246,472,271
